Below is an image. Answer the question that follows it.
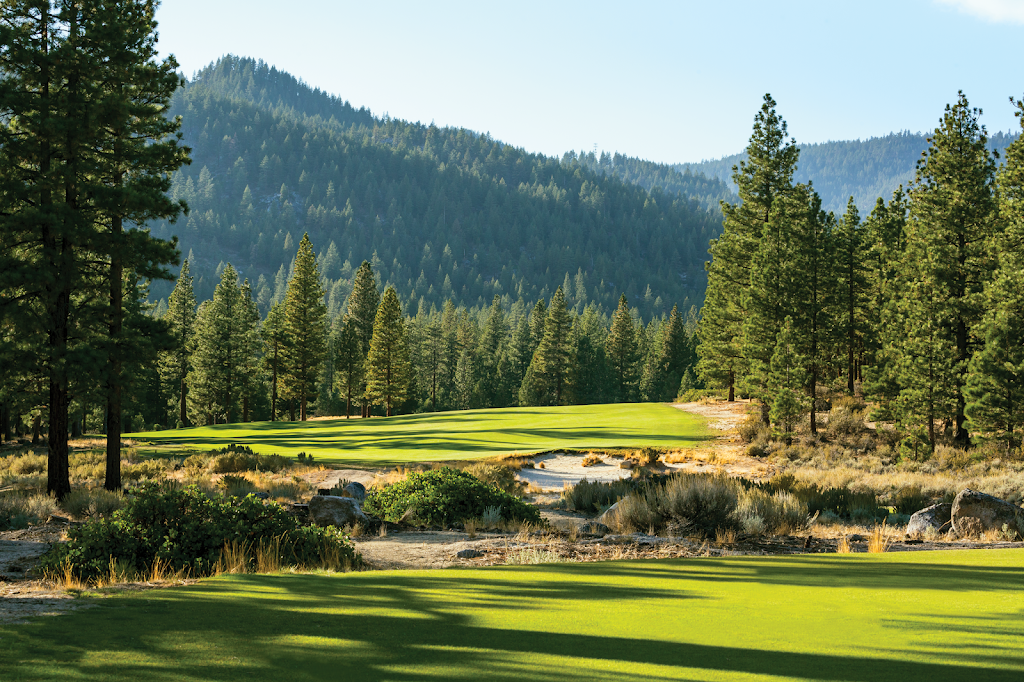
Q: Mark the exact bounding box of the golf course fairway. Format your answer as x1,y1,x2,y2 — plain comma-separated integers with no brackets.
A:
3,548,1022,681
128,403,712,465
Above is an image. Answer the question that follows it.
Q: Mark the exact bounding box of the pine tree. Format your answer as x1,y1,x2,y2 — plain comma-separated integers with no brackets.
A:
281,233,327,421
187,265,245,424
260,301,288,420
965,98,1024,452
698,94,799,401
535,286,572,405
965,270,1024,452
901,92,998,445
238,279,262,422
365,287,411,416
658,305,691,401
477,296,509,407
334,314,362,418
160,260,196,427
606,294,639,402
345,260,379,417
835,197,868,394
767,317,808,444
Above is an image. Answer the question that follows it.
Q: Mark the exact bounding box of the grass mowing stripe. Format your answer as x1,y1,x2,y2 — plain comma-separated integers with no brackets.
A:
127,403,713,465
2,549,1021,681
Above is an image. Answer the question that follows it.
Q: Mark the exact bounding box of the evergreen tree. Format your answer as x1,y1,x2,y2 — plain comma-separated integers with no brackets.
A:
187,265,245,424
767,317,808,444
260,301,288,420
835,197,868,394
658,305,692,401
606,294,639,402
534,286,572,405
238,279,262,422
334,314,362,418
965,270,1024,452
477,296,509,407
698,94,799,401
365,287,410,416
345,260,379,417
160,260,196,427
901,92,998,445
281,233,327,421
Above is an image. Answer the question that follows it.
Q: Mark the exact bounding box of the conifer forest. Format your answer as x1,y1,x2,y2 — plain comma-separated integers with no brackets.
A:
2,2,1023,500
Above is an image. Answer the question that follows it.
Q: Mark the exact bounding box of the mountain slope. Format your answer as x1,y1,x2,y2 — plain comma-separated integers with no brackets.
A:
678,130,1019,214
150,56,726,320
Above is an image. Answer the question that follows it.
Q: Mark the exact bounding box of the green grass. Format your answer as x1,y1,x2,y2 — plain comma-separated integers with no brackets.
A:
127,403,712,466
2,549,1022,680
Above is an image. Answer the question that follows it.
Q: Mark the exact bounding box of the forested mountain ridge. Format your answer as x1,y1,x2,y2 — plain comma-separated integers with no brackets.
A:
151,56,725,321
679,130,1020,214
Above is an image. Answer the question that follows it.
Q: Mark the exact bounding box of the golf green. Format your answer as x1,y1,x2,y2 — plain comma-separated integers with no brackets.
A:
2,549,1021,680
128,403,712,465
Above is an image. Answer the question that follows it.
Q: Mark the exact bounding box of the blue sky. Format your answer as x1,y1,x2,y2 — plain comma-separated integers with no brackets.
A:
154,0,1024,164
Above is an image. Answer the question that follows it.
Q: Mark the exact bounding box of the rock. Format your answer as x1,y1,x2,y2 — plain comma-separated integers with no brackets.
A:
951,489,1022,536
578,521,610,536
456,549,485,559
308,495,369,528
619,459,635,469
343,481,367,503
597,500,621,526
905,503,952,537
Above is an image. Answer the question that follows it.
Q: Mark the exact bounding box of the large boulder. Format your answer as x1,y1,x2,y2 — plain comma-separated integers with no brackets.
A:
951,489,1022,536
308,495,369,528
905,503,951,537
597,501,621,527
343,481,367,503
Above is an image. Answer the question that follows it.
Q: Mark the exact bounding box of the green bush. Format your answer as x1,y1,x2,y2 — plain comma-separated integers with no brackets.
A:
364,467,541,527
39,483,359,583
558,478,634,514
658,474,740,534
208,450,292,474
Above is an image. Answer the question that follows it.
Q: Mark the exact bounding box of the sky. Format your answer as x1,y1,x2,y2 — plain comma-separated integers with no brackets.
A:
153,0,1024,164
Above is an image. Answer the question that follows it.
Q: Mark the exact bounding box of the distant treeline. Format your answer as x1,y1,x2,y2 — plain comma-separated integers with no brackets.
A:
150,56,724,321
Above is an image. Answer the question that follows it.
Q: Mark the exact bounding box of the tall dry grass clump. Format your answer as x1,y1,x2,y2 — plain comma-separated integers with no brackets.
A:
868,522,890,553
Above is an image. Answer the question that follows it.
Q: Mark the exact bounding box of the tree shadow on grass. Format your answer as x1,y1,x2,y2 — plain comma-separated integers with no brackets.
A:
3,557,1022,681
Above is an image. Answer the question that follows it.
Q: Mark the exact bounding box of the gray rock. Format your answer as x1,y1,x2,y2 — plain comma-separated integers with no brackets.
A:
578,521,610,536
343,481,367,503
905,503,952,537
951,489,1022,536
597,500,622,526
619,459,635,469
308,495,369,528
457,549,484,559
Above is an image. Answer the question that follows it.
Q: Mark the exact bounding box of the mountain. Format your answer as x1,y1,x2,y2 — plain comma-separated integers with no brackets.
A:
678,130,1019,214
149,56,729,321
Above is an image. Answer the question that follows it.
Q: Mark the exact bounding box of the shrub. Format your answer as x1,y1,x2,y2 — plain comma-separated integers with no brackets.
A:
827,404,865,438
60,488,125,519
463,463,524,496
364,467,541,527
737,412,770,444
734,489,806,535
558,478,634,514
218,474,257,498
9,452,46,475
581,454,603,467
628,447,661,467
208,450,292,474
613,491,663,533
658,474,740,535
39,483,359,583
0,492,59,530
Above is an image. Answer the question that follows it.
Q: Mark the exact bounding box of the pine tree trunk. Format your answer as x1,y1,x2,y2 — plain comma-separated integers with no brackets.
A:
179,377,187,426
809,370,817,436
728,371,735,402
270,351,278,420
0,401,8,442
32,414,41,444
300,395,307,421
106,205,123,491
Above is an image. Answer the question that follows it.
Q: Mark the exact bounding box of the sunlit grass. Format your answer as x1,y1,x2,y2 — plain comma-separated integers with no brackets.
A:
2,549,1022,680
127,403,712,466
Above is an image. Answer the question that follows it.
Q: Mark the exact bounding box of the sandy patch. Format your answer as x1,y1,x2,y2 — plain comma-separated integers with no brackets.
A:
671,399,751,432
299,468,381,491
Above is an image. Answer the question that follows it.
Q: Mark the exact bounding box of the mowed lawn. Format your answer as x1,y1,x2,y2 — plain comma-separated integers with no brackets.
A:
3,549,1022,681
128,403,711,466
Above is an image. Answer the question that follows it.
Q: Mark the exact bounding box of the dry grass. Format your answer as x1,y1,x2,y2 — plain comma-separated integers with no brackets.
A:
581,454,603,467
715,527,737,544
868,522,890,553
464,518,480,538
836,535,852,553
